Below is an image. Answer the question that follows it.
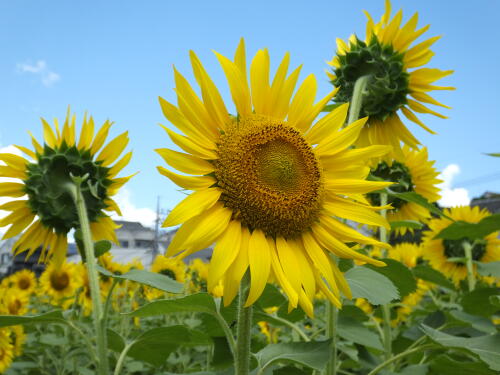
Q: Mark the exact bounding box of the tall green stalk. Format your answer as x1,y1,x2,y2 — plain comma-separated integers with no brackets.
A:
66,176,109,375
325,300,339,375
463,241,476,291
379,193,392,364
347,75,370,125
235,273,252,375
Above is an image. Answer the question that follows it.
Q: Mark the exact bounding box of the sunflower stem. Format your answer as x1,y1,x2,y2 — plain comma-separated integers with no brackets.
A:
235,272,252,375
67,180,109,375
379,193,392,365
325,298,338,375
347,75,370,125
463,241,476,291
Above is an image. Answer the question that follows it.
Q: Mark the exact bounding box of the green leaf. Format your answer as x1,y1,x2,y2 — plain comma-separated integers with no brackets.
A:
390,220,424,230
321,103,342,112
107,328,125,352
386,189,450,219
365,259,417,298
337,316,383,350
0,310,64,328
256,284,286,309
421,325,500,371
412,265,455,290
485,153,500,157
461,288,500,317
400,364,429,375
476,261,500,278
127,326,211,366
256,340,331,371
435,214,500,240
490,295,500,307
345,266,399,305
429,354,497,375
96,265,183,293
74,230,111,262
449,310,496,334
125,293,216,317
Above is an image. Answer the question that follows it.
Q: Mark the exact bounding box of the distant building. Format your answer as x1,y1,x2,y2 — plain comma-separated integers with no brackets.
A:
471,191,500,214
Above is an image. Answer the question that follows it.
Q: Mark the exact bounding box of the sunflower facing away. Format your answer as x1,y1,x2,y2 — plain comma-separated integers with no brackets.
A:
368,146,441,233
0,110,133,265
422,206,500,285
157,39,394,316
327,0,454,159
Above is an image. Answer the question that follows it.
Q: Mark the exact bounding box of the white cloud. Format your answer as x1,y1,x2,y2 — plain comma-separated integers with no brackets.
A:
17,60,60,87
438,164,471,207
110,189,156,228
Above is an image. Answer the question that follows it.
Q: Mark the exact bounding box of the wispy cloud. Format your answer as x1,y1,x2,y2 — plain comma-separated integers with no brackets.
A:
438,164,471,207
17,60,60,87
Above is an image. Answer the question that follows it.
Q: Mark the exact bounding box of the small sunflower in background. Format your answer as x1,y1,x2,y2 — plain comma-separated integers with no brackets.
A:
157,39,393,316
39,261,80,307
0,290,29,316
188,258,209,293
9,326,26,357
368,146,441,233
327,0,453,159
422,206,500,285
10,269,37,295
0,329,14,374
0,110,133,265
146,255,186,300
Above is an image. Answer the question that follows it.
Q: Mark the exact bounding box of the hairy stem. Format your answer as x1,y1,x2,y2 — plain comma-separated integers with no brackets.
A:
379,193,392,364
235,273,253,375
463,241,476,291
347,75,370,125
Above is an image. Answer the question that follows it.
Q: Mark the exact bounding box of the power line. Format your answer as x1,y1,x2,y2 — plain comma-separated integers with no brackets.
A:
454,171,500,187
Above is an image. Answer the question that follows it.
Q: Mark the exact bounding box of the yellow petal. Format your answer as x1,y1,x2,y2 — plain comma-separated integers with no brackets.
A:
223,226,250,307
410,91,451,109
233,38,248,82
250,49,271,115
287,74,317,129
156,148,214,175
305,102,349,145
77,114,95,150
325,179,392,194
0,183,25,197
214,50,252,117
407,99,447,119
273,65,302,120
208,220,242,291
163,188,221,227
97,131,129,167
14,145,36,160
246,229,271,306
301,231,337,291
90,121,113,155
108,151,132,178
157,166,215,191
269,238,299,308
160,125,217,160
41,118,57,148
401,107,437,134
323,198,390,229
315,117,368,156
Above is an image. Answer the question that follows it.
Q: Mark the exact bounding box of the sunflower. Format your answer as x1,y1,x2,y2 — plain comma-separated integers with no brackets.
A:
0,329,14,374
368,146,441,233
0,290,29,316
145,255,186,300
327,0,454,159
11,269,37,295
422,206,500,285
77,264,96,316
0,110,133,265
157,39,393,316
188,258,209,292
40,261,80,307
9,326,26,357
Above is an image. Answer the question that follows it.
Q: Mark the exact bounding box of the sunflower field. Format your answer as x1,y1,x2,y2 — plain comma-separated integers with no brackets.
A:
0,1,499,374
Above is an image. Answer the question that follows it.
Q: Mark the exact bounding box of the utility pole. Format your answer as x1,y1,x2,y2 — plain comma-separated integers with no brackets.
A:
152,196,160,263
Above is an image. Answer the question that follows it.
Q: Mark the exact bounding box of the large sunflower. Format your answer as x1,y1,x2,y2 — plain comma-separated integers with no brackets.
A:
157,39,393,315
0,110,133,265
368,146,441,233
422,206,500,285
327,0,454,159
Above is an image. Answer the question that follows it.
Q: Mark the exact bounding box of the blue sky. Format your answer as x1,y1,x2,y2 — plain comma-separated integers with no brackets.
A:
1,0,499,226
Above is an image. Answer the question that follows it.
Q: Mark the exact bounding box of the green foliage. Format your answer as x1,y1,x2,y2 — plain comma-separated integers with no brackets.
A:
386,189,449,219
255,340,331,372
390,220,424,230
412,265,455,290
75,229,111,262
421,325,500,371
345,266,400,304
435,214,500,240
365,258,417,298
337,316,383,350
476,261,500,278
429,355,497,375
461,288,500,317
96,264,183,293
126,293,216,317
0,310,64,328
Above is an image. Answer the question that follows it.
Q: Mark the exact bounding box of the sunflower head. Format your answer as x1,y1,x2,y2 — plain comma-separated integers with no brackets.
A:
40,261,80,305
158,39,393,316
0,329,14,374
0,290,29,316
151,254,186,283
0,109,132,264
327,0,454,157
368,146,441,234
11,269,37,294
422,206,500,285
